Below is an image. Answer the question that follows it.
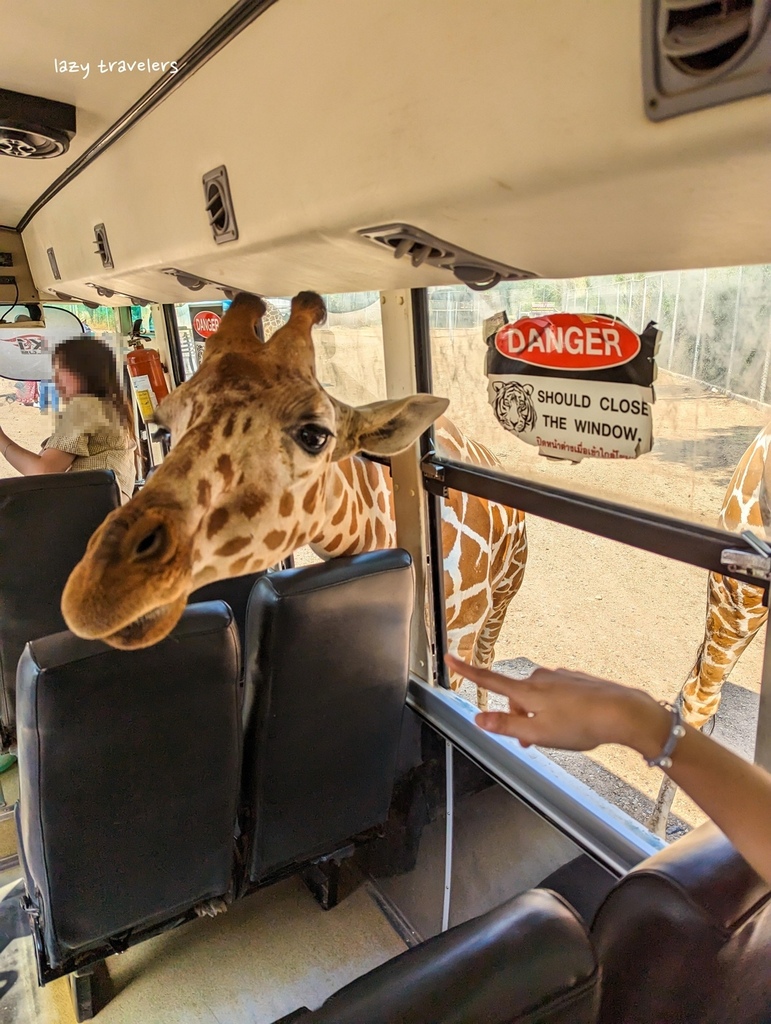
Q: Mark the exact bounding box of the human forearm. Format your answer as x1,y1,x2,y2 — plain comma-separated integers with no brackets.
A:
1,431,74,475
2,437,47,474
447,654,771,886
622,690,771,884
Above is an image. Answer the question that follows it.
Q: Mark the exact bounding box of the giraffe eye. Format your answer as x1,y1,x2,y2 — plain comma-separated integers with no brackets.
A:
294,424,333,455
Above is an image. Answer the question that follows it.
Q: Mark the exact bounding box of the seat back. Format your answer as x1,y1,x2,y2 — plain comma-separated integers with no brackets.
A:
241,549,414,883
188,571,266,666
16,602,241,971
276,889,599,1024
0,470,120,740
592,821,771,1024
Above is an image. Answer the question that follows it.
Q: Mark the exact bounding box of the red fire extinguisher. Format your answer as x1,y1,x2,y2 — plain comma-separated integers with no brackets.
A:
126,327,169,423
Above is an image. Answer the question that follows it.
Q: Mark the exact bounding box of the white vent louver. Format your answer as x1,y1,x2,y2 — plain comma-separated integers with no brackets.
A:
358,224,535,291
93,223,114,269
643,0,771,119
203,166,238,244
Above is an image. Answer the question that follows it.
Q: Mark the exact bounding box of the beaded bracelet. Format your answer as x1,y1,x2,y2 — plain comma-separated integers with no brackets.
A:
645,701,686,770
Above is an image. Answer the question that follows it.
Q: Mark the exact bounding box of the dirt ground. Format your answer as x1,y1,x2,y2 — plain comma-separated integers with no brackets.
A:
0,401,56,476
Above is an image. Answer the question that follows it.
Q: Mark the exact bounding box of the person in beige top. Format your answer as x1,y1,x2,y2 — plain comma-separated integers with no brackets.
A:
0,335,137,502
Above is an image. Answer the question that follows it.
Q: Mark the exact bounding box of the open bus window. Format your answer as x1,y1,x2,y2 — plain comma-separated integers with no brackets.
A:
428,270,769,837
429,268,771,525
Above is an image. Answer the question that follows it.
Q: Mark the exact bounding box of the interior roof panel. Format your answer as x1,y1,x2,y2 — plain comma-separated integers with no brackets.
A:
15,0,771,299
0,0,238,226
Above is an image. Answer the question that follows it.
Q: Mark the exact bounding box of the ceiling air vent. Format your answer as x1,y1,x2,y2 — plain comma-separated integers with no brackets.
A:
161,268,238,297
93,223,114,269
643,0,771,120
203,165,238,244
358,224,535,291
0,88,76,159
47,247,61,281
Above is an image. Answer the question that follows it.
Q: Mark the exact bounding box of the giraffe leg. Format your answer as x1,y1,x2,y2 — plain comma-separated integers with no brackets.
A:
472,529,528,712
679,573,767,728
648,572,767,837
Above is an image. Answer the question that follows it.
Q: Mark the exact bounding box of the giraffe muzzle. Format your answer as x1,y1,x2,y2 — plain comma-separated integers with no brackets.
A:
61,502,194,648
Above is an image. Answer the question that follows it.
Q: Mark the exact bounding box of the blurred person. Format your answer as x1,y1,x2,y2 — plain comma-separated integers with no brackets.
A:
0,335,136,502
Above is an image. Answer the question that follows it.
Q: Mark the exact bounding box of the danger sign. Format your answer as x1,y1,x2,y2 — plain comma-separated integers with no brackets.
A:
192,310,221,339
485,312,659,463
494,313,641,371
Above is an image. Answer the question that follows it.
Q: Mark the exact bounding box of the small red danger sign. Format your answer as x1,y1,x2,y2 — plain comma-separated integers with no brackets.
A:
494,313,641,372
192,311,221,339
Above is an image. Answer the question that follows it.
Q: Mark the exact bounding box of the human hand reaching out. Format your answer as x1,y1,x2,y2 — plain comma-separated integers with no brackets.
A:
445,654,670,761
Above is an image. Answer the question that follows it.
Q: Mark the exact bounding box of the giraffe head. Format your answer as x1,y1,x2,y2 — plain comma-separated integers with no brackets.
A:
61,291,448,649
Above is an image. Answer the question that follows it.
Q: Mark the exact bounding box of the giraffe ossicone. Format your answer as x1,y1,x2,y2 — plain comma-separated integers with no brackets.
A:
61,291,448,649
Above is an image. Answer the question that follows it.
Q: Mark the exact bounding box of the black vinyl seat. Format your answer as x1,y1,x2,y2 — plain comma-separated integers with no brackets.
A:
15,601,241,975
241,549,414,884
0,470,120,744
188,571,267,666
592,821,771,1024
273,818,770,1024
274,889,599,1024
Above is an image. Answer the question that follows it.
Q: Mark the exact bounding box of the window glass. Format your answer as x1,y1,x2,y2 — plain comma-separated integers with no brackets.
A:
429,271,769,837
429,269,771,527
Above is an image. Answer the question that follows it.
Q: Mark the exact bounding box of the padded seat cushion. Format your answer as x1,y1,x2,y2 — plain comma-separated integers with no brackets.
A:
188,570,266,663
242,549,414,882
0,470,120,734
592,822,771,1024
16,602,241,967
278,889,599,1024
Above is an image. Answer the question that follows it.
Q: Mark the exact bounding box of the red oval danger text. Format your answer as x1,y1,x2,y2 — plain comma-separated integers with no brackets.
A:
494,314,641,371
192,311,222,339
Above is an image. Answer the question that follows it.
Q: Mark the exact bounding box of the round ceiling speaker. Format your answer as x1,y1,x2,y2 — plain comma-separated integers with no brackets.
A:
0,123,70,159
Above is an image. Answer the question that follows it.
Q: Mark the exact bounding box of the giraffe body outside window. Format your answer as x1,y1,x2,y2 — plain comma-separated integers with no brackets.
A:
650,421,771,836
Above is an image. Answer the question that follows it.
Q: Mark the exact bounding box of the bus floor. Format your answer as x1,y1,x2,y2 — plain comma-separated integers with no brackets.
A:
0,872,407,1023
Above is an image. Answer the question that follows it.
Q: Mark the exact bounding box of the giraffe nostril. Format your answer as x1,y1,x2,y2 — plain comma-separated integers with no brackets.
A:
133,524,167,560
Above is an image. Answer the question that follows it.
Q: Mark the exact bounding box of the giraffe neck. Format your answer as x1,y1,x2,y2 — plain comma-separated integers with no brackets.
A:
311,455,396,558
310,416,497,558
719,423,771,535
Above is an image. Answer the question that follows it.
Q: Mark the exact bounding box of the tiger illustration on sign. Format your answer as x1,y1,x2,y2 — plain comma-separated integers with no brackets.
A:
491,380,537,434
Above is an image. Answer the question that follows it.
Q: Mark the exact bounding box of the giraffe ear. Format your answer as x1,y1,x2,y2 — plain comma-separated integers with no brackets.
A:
331,394,449,461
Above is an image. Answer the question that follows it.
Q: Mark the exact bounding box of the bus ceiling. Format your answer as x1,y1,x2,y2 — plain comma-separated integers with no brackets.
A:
0,0,769,306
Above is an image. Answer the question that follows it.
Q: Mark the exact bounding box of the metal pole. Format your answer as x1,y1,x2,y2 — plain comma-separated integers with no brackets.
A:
412,288,450,687
381,289,435,684
441,740,454,931
759,306,771,404
725,266,743,393
755,613,771,771
668,271,681,370
691,268,708,379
